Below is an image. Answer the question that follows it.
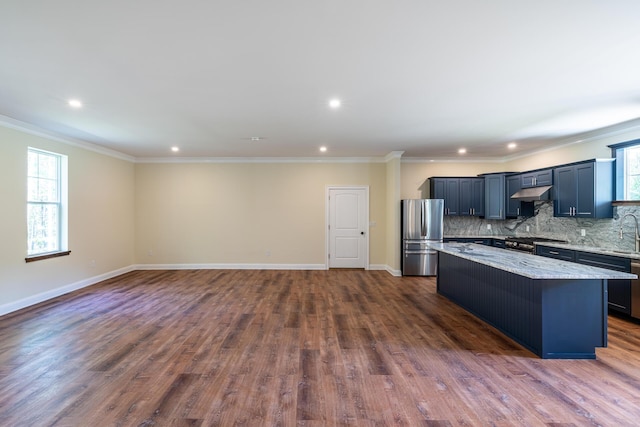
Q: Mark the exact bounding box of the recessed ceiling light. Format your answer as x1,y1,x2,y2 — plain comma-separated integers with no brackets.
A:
458,148,467,154
68,99,82,109
507,142,517,149
171,146,180,152
320,146,327,152
329,99,341,109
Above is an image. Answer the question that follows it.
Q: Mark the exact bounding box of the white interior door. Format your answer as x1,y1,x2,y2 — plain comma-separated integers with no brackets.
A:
328,187,368,269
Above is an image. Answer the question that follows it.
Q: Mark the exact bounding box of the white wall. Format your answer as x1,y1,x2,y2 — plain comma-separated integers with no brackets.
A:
0,126,135,314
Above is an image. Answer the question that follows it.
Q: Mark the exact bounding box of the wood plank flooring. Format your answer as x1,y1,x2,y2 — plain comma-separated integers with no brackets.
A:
1,269,640,426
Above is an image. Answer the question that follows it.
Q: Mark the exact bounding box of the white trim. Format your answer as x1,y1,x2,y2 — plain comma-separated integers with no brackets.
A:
0,265,136,316
134,263,326,270
0,115,135,162
136,156,387,164
384,151,404,162
325,185,370,270
369,264,402,276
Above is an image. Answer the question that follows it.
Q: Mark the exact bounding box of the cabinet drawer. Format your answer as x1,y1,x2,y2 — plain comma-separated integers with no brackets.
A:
444,238,491,246
535,245,575,261
574,251,630,272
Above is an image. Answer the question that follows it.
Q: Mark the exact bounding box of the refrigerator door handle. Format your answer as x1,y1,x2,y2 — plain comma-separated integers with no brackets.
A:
404,250,438,255
421,202,426,237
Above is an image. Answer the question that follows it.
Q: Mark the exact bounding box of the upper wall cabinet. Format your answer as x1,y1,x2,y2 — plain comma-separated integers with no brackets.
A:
521,168,553,188
553,159,614,218
430,177,484,217
505,174,534,218
430,178,460,215
484,174,505,220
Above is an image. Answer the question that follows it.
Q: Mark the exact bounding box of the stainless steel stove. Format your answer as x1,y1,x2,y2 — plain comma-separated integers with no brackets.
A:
504,237,566,254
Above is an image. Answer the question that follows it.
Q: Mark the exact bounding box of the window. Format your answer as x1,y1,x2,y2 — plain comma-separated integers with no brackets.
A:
27,148,68,259
610,139,640,201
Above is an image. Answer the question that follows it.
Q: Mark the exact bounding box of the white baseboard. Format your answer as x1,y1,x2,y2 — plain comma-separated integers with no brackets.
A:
0,265,136,317
134,263,327,271
1,263,400,317
369,264,402,276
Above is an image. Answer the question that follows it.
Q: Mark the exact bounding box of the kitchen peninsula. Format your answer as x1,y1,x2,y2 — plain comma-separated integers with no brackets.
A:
431,243,637,359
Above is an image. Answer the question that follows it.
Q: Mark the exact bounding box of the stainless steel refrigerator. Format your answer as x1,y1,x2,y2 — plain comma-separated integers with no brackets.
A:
401,199,444,276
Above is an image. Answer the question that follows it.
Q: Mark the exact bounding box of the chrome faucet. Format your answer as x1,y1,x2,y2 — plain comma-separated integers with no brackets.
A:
619,213,640,252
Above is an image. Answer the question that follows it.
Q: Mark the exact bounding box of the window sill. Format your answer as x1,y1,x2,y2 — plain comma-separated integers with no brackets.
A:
613,200,640,206
25,250,71,263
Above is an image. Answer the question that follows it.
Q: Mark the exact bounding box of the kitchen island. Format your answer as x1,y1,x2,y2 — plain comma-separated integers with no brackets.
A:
430,243,637,359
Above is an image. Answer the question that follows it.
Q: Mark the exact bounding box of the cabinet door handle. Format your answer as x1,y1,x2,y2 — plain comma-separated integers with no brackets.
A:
517,207,520,215
549,251,560,255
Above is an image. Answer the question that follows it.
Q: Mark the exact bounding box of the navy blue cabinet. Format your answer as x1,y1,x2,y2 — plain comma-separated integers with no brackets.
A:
430,178,460,215
536,244,631,315
444,237,492,245
484,174,505,219
460,178,485,216
553,160,614,218
430,177,483,217
505,174,534,218
521,168,553,188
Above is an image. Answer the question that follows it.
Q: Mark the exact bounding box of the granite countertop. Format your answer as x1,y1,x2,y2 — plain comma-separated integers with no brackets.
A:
429,242,638,280
533,242,640,261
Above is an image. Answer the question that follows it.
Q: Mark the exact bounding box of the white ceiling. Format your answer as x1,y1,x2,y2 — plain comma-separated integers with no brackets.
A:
3,1,640,160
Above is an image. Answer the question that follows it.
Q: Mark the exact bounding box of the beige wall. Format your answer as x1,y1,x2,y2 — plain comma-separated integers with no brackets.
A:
4,118,640,314
401,161,505,199
385,155,401,272
135,161,387,267
0,126,135,312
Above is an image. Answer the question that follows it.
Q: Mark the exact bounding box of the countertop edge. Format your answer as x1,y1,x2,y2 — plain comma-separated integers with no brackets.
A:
430,243,638,280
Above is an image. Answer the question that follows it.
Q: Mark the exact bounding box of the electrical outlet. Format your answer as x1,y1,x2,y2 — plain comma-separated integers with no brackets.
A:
526,225,530,232
581,229,586,237
148,249,153,257
266,250,271,257
486,224,491,230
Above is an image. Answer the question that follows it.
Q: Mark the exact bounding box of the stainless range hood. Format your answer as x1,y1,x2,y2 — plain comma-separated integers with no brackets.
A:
510,185,552,201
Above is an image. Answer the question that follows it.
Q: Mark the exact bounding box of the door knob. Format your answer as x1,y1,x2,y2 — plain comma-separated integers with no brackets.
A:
360,231,365,235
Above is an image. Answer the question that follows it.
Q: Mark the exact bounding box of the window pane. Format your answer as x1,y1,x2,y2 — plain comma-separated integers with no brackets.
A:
627,176,640,200
38,153,58,179
626,147,640,175
27,203,59,255
27,147,66,256
37,178,58,202
28,151,39,176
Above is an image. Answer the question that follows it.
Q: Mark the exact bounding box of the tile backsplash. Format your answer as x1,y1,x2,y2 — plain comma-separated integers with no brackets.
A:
444,201,640,252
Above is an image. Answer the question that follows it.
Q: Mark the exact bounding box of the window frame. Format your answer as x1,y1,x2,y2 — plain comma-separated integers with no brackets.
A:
25,147,70,262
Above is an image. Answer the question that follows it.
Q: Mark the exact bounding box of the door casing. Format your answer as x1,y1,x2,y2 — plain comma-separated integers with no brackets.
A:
325,185,369,270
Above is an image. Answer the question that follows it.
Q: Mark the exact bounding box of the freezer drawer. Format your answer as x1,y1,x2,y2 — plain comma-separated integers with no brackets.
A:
403,250,438,276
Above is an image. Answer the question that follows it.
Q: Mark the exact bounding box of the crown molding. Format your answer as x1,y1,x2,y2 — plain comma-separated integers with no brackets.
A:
135,156,388,164
0,115,135,162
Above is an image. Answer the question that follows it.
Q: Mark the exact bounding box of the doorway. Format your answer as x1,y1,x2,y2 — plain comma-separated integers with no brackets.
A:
326,186,369,269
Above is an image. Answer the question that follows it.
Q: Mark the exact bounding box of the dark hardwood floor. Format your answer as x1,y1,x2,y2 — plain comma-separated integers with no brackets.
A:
1,269,640,426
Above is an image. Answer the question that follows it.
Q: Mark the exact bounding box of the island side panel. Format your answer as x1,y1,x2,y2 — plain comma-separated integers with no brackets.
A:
437,252,543,356
437,252,607,359
540,279,607,359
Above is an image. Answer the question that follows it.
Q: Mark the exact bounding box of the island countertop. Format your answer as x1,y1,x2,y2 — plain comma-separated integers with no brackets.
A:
429,243,638,280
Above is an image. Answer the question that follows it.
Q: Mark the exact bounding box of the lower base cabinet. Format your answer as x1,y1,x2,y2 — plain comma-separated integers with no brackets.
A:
536,245,631,315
